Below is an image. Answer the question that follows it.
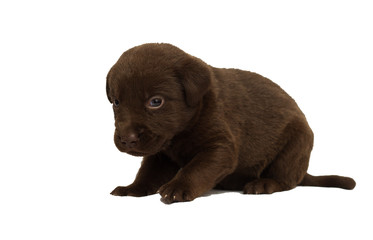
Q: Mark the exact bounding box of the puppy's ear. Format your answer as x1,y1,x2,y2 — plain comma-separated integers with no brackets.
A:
106,67,113,103
177,57,212,107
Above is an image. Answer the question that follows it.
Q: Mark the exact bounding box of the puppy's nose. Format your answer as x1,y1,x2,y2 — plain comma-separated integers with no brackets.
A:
120,133,139,148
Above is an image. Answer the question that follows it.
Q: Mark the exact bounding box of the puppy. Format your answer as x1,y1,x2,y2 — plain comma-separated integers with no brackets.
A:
106,43,355,204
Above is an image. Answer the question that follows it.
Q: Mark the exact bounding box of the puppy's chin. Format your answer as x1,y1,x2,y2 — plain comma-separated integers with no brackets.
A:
125,150,149,157
114,133,169,157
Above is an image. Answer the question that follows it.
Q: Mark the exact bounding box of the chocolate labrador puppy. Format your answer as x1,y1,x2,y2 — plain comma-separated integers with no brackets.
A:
106,43,355,203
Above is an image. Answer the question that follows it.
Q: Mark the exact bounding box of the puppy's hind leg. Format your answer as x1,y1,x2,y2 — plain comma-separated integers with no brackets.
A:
243,119,313,194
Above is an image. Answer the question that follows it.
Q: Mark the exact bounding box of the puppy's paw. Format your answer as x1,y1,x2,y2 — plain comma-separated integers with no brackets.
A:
243,179,281,194
158,180,196,204
110,184,155,197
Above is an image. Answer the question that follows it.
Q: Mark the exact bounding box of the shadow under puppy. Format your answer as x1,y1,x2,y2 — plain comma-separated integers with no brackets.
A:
106,43,355,204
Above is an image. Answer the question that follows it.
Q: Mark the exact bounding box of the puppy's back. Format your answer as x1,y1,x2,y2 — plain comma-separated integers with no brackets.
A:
211,67,305,125
210,67,312,166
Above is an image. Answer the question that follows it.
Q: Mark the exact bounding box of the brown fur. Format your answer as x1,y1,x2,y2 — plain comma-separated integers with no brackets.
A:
106,43,356,204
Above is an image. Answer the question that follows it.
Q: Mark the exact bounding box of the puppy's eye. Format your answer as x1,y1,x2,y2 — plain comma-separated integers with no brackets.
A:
114,99,120,107
147,96,164,109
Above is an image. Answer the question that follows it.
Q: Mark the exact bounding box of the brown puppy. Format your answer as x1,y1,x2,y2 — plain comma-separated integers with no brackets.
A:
106,43,355,204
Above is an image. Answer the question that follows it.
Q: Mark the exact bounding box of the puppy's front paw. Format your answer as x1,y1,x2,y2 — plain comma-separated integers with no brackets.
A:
110,184,155,197
158,180,196,204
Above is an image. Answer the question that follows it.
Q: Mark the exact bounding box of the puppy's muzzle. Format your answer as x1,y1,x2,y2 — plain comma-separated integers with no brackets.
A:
119,132,139,148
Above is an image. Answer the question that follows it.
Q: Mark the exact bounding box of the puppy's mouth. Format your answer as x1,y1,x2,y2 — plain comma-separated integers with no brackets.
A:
114,132,169,157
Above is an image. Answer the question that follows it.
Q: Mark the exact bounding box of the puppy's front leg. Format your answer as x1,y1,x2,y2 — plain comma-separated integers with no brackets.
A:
158,149,236,204
111,153,179,197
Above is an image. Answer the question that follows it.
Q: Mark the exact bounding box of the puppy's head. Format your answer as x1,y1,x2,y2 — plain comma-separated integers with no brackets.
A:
106,43,211,156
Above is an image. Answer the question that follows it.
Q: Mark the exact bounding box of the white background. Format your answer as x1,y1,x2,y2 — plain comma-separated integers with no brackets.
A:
1,0,372,239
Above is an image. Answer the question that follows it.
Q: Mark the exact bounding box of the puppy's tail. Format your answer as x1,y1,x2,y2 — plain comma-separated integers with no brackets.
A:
299,173,356,190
